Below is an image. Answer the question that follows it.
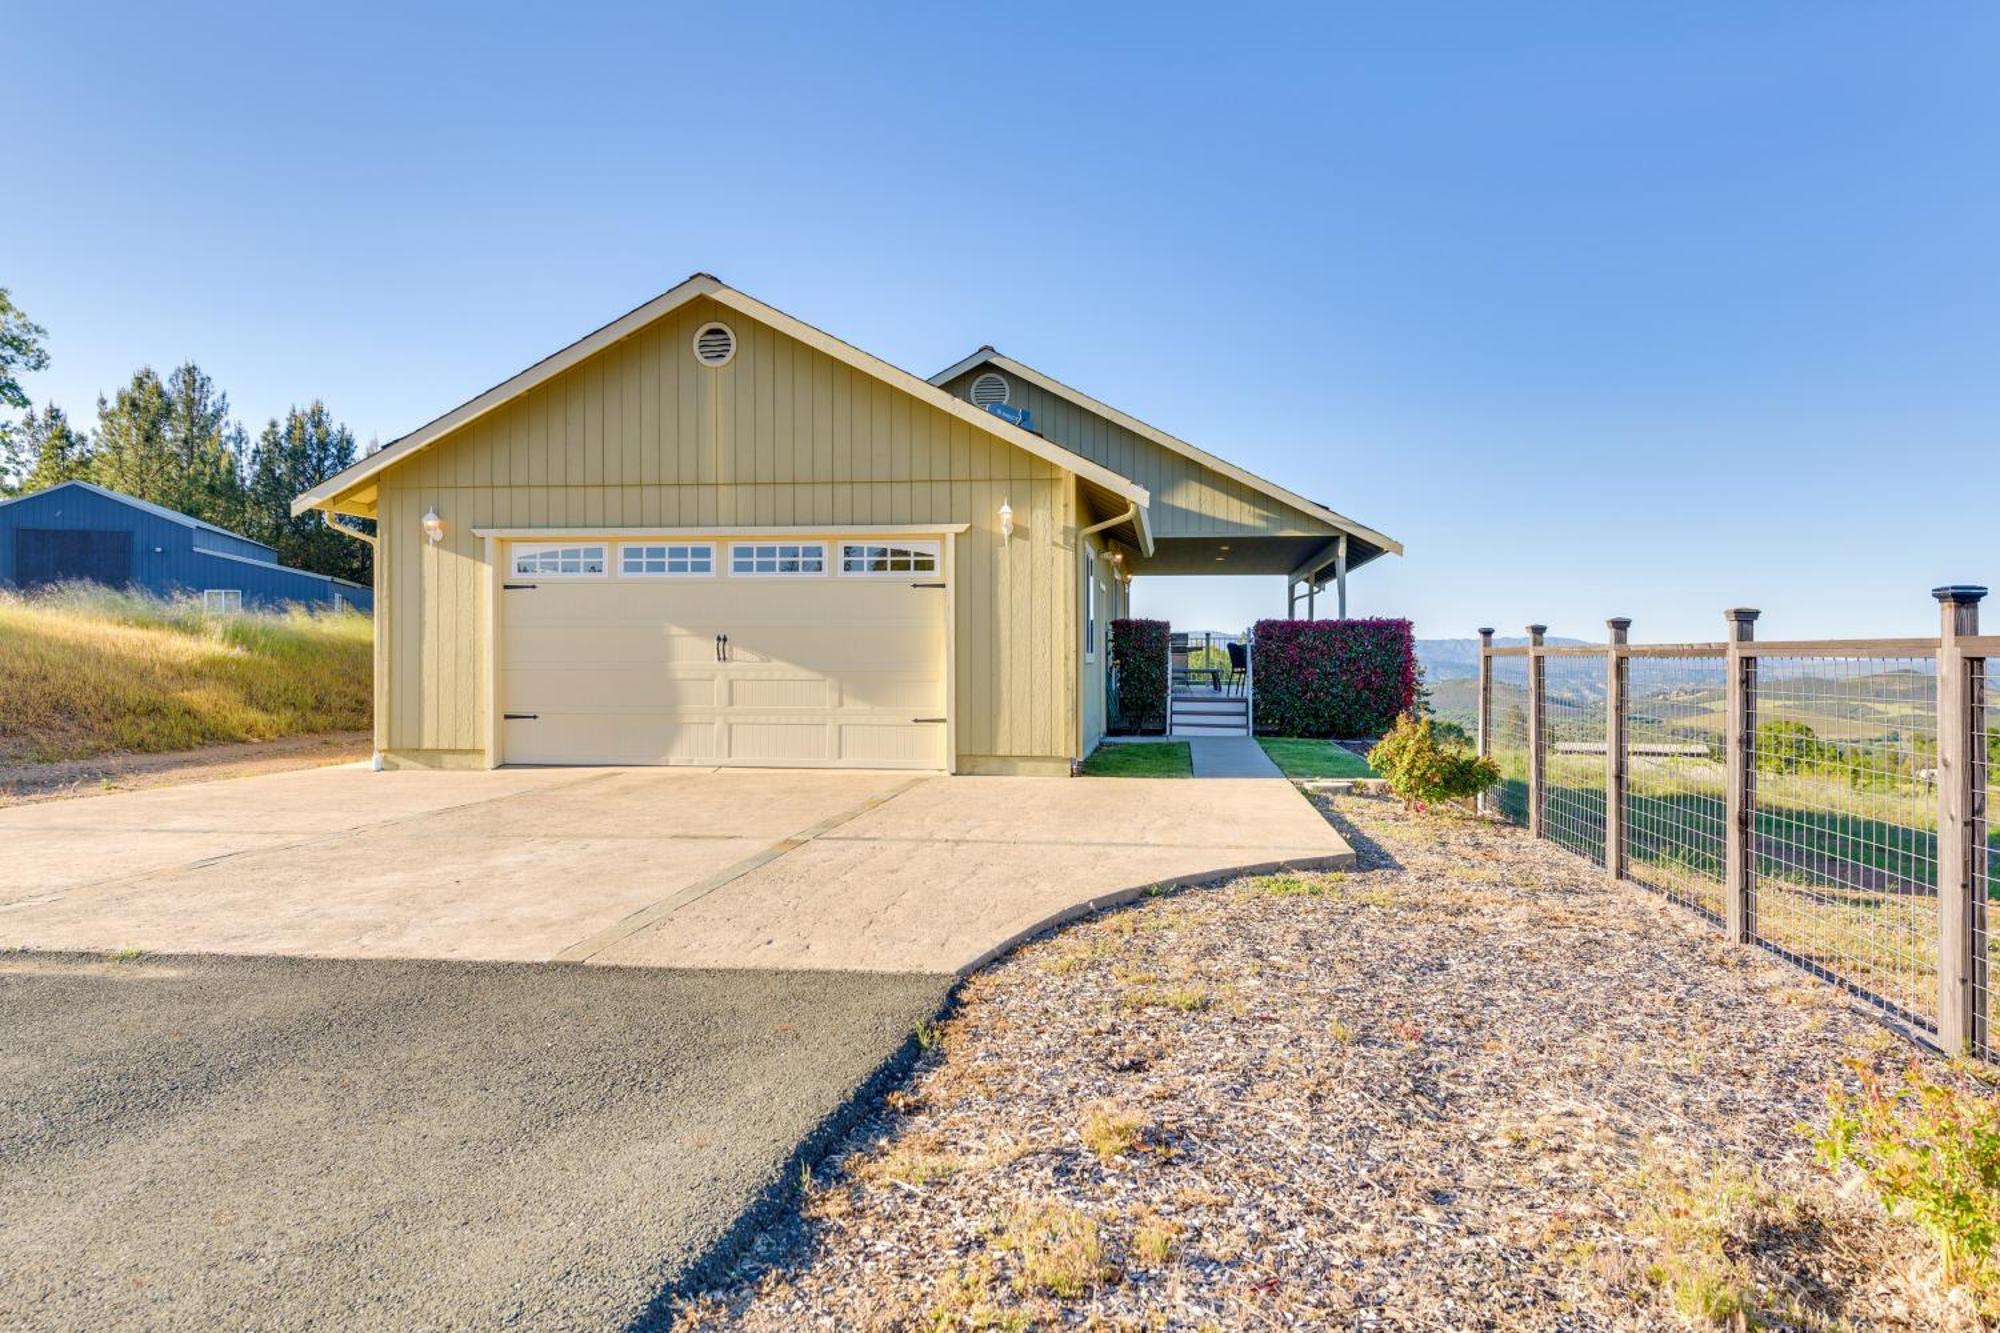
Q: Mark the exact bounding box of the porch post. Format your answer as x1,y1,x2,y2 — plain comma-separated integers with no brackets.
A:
1306,576,1316,619
1336,535,1348,620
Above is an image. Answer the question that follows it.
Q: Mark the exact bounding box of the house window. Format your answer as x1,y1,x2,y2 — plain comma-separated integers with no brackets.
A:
1084,548,1097,663
202,589,243,614
731,542,825,576
621,542,714,577
838,541,939,576
511,543,608,576
332,592,349,611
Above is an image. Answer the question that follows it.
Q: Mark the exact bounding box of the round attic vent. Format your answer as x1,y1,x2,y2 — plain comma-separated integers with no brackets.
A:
969,371,1009,406
692,322,737,367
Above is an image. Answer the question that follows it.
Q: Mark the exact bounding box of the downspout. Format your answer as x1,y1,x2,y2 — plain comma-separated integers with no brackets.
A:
320,510,384,770
1074,501,1139,773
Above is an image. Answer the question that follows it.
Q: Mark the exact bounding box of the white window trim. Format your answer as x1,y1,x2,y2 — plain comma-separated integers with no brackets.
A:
728,541,829,578
202,588,244,613
510,542,610,578
1084,548,1097,663
837,540,941,577
618,541,716,578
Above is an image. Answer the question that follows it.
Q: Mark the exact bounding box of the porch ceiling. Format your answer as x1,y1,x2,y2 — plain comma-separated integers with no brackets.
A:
1129,534,1381,578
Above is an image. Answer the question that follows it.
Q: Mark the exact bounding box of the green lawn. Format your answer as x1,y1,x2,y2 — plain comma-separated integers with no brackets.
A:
1256,737,1377,779
1082,742,1193,778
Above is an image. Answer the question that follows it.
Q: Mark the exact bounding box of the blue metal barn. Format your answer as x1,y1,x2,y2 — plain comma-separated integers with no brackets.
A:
0,480,372,613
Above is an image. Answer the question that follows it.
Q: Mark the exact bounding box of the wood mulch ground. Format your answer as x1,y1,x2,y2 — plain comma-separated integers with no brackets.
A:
676,793,1978,1331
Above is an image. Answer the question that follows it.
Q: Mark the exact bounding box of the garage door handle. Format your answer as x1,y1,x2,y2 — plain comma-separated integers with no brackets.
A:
910,581,946,589
503,582,537,590
504,713,538,721
715,633,729,662
912,717,947,724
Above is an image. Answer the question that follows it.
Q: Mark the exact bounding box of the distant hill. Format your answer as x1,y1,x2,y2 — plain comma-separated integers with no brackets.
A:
1416,636,1587,682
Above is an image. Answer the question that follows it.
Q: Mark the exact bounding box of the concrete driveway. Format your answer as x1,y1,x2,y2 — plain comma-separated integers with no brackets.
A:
0,764,1352,974
0,765,1349,1326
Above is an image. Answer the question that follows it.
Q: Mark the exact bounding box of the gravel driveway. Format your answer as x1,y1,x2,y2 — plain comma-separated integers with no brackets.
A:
0,953,948,1330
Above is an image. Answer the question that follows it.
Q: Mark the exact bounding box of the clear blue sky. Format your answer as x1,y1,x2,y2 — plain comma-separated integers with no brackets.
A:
8,3,1996,643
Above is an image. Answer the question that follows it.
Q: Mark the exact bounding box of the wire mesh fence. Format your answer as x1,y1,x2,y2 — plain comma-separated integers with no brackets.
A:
1625,654,1728,921
1488,655,1532,826
1474,596,1994,1058
1747,655,1939,1030
1541,656,1607,865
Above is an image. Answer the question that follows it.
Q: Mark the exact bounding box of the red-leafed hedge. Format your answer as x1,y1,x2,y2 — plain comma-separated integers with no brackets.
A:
1109,618,1170,734
1251,617,1415,738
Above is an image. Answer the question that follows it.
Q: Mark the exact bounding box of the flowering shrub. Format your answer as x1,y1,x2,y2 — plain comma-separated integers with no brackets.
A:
1368,712,1499,810
1250,617,1416,738
1816,1059,2000,1305
1110,618,1169,734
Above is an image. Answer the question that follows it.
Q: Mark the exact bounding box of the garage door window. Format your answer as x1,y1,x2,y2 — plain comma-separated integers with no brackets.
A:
512,543,608,577
621,543,713,577
730,542,825,576
839,541,939,576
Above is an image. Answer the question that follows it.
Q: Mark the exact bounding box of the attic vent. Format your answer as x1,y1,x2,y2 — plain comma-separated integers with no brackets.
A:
692,322,737,367
969,371,1009,406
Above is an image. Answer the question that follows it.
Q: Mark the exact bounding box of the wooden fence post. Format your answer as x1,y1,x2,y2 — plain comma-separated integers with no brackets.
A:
1935,585,1988,1056
1724,608,1761,943
1605,618,1631,878
1476,628,1495,816
1527,624,1548,838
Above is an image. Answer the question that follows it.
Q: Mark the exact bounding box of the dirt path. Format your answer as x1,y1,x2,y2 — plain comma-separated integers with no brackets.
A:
0,732,371,807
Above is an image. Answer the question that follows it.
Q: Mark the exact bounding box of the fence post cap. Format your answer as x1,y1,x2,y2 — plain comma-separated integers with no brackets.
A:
1476,627,1495,639
1722,607,1761,622
1525,623,1548,635
1932,585,1988,604
1605,616,1633,631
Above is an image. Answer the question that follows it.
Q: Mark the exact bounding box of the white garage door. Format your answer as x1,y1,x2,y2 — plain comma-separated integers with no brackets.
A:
499,537,948,768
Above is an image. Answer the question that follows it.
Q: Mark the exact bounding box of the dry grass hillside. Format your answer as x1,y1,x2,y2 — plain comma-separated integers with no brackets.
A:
0,586,372,764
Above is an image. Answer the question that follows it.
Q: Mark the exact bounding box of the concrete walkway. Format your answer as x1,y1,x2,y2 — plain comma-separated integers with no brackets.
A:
1187,735,1284,778
0,764,1352,977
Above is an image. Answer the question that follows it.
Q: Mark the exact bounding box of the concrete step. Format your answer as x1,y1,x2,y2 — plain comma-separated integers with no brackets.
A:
1172,722,1251,736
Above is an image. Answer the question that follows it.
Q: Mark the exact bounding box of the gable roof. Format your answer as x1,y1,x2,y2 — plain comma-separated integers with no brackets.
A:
928,348,1402,559
1,479,276,553
290,274,1152,552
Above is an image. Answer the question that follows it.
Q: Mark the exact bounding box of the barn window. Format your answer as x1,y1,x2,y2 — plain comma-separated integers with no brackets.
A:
511,543,608,576
839,541,939,575
202,589,244,614
621,543,714,577
730,542,825,576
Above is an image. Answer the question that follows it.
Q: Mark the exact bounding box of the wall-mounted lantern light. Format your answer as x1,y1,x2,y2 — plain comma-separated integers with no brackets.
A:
422,508,445,545
998,500,1014,542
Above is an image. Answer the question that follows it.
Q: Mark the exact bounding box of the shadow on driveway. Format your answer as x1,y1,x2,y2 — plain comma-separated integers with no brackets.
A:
0,952,948,1329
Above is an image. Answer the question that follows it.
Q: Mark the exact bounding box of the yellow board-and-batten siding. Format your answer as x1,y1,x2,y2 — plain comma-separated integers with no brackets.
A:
367,295,1082,773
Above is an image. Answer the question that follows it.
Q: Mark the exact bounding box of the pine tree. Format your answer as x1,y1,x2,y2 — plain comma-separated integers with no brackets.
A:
245,402,370,582
92,368,175,503
15,403,94,491
158,362,247,530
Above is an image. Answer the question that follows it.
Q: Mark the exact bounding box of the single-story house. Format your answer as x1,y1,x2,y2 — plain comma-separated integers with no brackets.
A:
0,480,372,613
292,274,1397,773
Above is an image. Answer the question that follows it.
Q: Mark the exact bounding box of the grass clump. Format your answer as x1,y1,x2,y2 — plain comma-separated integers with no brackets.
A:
0,585,371,763
1257,736,1376,779
1079,1105,1149,1163
1816,1059,2000,1307
1121,984,1211,1013
1630,1158,1768,1323
1130,1212,1181,1268
1080,742,1192,778
1252,871,1343,897
996,1202,1114,1299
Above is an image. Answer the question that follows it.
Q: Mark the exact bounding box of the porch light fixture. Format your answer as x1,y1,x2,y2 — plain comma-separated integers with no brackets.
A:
998,500,1014,541
422,508,445,545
